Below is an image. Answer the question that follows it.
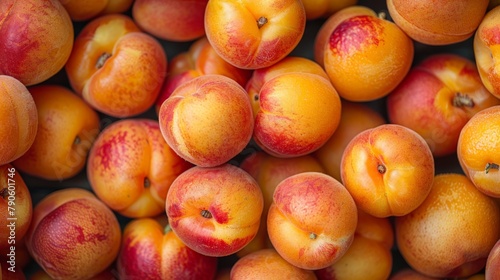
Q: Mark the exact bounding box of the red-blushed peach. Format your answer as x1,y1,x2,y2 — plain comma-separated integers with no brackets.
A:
165,164,264,257
474,5,500,99
65,14,167,118
323,6,414,101
116,216,218,280
267,172,358,270
132,0,208,42
457,105,500,197
230,248,317,280
253,72,341,158
12,85,100,181
340,124,435,217
314,101,386,182
24,188,121,280
387,54,500,157
395,173,500,278
315,210,393,280
158,74,254,167
486,239,500,280
0,0,74,86
237,151,325,257
204,0,306,69
387,0,489,45
0,75,38,165
87,118,192,218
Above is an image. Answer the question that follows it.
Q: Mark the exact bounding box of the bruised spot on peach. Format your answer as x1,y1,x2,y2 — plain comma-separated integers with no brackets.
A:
329,15,383,55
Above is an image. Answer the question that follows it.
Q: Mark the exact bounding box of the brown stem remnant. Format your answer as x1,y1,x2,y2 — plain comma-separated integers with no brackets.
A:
257,16,268,29
74,136,81,145
96,52,112,69
309,232,317,240
378,164,386,174
201,209,212,219
144,177,151,188
453,92,475,108
485,163,499,174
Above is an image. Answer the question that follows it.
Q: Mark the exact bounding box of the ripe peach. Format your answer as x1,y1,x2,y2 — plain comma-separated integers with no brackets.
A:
230,248,317,280
323,6,414,101
314,101,386,182
87,118,192,218
253,72,341,157
204,0,306,69
474,5,500,99
65,14,167,118
116,217,218,279
486,239,500,280
387,0,489,45
12,85,100,181
315,210,393,280
301,0,357,20
59,0,134,21
0,0,74,86
132,0,208,42
267,172,358,270
158,74,254,167
396,173,500,278
387,54,500,157
340,124,435,217
165,164,264,257
24,188,121,280
0,75,38,165
457,105,500,197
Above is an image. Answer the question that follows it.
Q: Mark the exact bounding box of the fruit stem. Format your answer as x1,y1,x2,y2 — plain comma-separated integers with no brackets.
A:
378,11,387,19
201,209,212,219
144,177,151,188
96,52,112,69
453,92,475,108
257,16,268,29
73,136,81,145
377,164,386,174
485,162,499,174
164,223,172,234
0,188,7,198
309,233,317,240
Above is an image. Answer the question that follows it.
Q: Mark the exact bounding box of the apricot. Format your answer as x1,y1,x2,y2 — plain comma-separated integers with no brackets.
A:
396,173,500,278
457,105,500,197
0,75,38,165
0,0,74,86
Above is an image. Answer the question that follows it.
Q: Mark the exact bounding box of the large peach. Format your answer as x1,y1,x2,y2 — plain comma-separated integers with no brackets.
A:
387,0,489,45
0,0,73,86
314,101,386,182
165,164,264,257
132,0,208,42
474,5,500,99
87,118,192,218
65,14,167,118
457,105,500,197
0,75,38,165
24,188,121,280
323,6,414,101
395,173,500,278
340,124,435,217
12,85,100,181
486,239,500,280
387,54,500,157
158,74,254,167
204,0,306,69
267,172,358,270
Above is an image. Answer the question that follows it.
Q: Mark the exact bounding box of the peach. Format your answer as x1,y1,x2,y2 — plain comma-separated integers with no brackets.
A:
252,72,341,158
390,269,440,280
387,0,489,45
204,0,306,69
158,74,254,167
230,248,317,280
340,124,435,217
323,6,414,101
87,118,192,218
474,5,500,99
267,172,358,270
65,14,167,118
237,151,325,256
486,239,500,280
395,173,500,278
12,85,100,181
24,188,121,280
0,0,74,86
0,75,38,165
314,101,386,182
301,0,357,20
29,266,117,280
116,217,218,279
165,164,264,257
387,54,500,157
60,0,134,21
457,105,500,197
132,0,208,42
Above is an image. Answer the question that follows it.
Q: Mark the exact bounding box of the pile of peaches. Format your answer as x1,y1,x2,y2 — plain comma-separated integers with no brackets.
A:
2,0,500,279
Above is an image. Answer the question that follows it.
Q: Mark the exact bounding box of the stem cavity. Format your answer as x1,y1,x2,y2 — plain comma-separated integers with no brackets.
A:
453,92,475,108
378,164,386,174
96,52,112,69
201,209,212,219
485,163,499,174
257,16,268,29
